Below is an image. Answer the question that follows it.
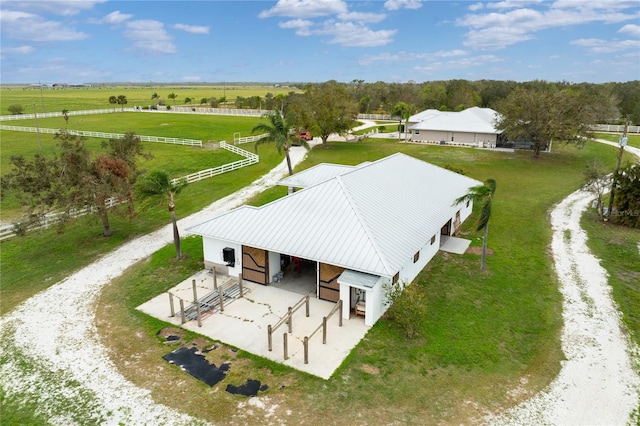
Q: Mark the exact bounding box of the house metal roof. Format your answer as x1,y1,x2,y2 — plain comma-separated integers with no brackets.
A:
409,107,502,134
186,153,482,278
277,163,358,188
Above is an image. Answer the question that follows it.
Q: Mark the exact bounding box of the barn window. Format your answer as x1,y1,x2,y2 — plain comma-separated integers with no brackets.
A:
466,200,470,208
430,235,436,245
413,251,420,263
393,272,400,284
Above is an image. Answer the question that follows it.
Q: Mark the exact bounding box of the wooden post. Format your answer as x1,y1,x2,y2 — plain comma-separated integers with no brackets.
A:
196,303,202,327
213,267,217,290
192,279,198,303
283,332,288,360
168,292,175,317
219,284,225,312
304,336,309,364
238,273,244,298
338,300,343,327
179,299,186,324
305,294,310,317
287,307,293,333
322,316,327,344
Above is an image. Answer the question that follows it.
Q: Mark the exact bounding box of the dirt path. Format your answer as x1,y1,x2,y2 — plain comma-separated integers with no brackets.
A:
488,188,640,425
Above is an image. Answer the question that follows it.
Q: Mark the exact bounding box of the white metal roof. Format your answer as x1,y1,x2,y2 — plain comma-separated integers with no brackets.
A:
186,153,482,278
277,163,358,188
409,107,502,134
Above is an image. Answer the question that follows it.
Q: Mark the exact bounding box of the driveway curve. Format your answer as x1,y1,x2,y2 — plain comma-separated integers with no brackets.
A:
1,140,639,425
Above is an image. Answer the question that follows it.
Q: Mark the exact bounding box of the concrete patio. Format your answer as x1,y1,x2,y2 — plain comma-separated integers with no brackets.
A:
136,269,371,380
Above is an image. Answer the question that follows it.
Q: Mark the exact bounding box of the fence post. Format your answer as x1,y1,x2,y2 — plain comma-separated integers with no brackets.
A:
338,300,343,327
305,294,310,317
304,337,309,364
219,284,225,312
268,325,273,351
322,316,328,344
168,292,175,317
192,279,198,303
179,299,186,324
288,307,293,333
196,303,202,327
283,333,288,360
238,273,243,298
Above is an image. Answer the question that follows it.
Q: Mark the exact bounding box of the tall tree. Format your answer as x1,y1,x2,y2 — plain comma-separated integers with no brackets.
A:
454,179,497,271
496,88,599,158
62,109,69,124
168,92,177,105
290,81,358,148
116,95,128,111
108,95,118,111
612,163,640,228
252,110,307,177
391,102,414,142
136,171,188,259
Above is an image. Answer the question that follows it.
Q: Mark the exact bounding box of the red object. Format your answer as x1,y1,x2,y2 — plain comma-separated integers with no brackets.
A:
292,256,301,273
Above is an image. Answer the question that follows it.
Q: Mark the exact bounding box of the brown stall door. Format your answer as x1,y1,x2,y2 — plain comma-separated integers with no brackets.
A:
242,245,269,285
319,263,344,302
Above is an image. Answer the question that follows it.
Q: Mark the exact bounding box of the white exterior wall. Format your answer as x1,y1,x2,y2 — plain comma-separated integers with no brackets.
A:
267,251,281,283
202,237,241,276
412,130,497,145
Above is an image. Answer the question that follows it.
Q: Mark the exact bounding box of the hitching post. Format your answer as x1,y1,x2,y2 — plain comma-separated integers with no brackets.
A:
283,332,288,360
168,292,175,317
304,337,309,364
179,299,186,324
238,273,244,298
323,317,327,344
268,325,273,351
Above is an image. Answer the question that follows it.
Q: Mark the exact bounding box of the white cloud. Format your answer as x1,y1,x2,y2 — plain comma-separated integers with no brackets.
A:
414,54,502,74
338,11,386,23
457,2,639,50
486,0,544,10
0,10,89,41
259,0,348,19
571,38,640,54
359,49,467,65
468,3,484,12
279,19,314,36
383,0,422,11
1,45,34,55
172,23,210,35
619,24,640,37
92,11,133,25
316,21,396,47
182,75,202,82
124,20,176,54
9,0,107,16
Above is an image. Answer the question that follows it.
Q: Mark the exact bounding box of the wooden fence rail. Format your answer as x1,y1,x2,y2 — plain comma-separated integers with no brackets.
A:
303,300,343,364
267,293,310,352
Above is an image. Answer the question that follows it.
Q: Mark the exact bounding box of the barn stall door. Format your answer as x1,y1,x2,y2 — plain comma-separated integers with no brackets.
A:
319,263,344,302
242,245,269,285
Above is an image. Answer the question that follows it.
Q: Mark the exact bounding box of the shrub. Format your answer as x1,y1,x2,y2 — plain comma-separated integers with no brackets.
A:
8,104,24,115
384,280,426,339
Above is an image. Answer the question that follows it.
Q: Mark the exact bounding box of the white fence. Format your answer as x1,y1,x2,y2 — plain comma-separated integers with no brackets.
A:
1,142,259,241
233,132,270,144
171,141,258,184
592,124,640,134
0,124,203,147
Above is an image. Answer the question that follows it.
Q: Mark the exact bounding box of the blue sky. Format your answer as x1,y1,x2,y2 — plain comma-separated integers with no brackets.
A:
1,0,639,84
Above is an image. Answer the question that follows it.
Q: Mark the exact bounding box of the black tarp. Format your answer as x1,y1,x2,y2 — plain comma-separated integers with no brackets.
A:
162,346,229,387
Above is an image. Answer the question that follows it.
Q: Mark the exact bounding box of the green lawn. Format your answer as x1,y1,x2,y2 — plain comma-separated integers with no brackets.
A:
596,132,640,149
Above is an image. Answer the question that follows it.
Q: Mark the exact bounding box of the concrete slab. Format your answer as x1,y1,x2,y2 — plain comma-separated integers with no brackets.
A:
137,271,370,380
440,235,471,254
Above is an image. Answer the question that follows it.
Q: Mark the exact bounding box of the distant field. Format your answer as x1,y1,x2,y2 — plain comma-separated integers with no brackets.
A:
0,84,300,114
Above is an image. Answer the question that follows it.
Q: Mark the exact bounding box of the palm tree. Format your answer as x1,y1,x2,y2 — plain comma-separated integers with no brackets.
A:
391,102,413,142
62,109,69,124
252,110,308,177
454,179,497,271
136,171,188,259
108,95,118,111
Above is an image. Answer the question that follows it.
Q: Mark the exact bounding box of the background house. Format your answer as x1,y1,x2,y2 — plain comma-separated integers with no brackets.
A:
186,153,482,326
408,107,503,147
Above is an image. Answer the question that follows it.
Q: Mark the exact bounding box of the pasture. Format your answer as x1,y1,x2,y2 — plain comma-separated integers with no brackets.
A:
1,84,299,114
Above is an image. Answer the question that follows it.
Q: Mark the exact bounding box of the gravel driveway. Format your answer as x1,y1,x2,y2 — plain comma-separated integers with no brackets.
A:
1,141,639,425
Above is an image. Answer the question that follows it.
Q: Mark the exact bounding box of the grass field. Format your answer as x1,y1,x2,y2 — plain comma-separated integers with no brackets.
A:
0,84,299,114
1,98,638,423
